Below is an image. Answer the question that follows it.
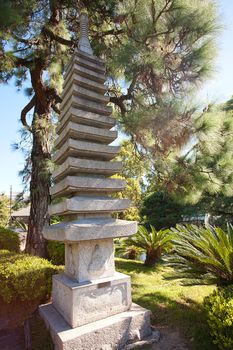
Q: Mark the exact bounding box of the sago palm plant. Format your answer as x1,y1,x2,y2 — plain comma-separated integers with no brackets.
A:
166,224,233,286
114,238,143,260
127,225,173,267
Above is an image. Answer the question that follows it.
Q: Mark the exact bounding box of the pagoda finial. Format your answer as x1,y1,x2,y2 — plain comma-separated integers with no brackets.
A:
78,12,93,55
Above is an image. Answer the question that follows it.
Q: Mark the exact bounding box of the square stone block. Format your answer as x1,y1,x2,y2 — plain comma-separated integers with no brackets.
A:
52,272,132,328
39,302,152,350
65,238,115,282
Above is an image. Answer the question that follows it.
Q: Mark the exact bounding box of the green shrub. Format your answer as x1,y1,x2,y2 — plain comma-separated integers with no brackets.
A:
166,224,233,285
47,241,65,265
204,286,233,349
0,226,20,252
0,250,62,303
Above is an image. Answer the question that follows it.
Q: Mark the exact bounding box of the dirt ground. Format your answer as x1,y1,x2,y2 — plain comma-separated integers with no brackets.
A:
151,327,189,350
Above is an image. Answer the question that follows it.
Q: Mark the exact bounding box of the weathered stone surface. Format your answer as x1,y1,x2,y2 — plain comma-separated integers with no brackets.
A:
58,107,115,131
63,72,107,94
43,218,137,242
66,62,106,83
74,48,105,65
62,84,109,106
61,95,112,116
52,272,131,327
39,302,152,350
53,139,120,164
65,55,106,77
48,196,130,216
50,176,125,198
122,329,160,350
52,157,122,181
77,13,93,55
64,239,115,282
55,122,117,148
65,51,105,79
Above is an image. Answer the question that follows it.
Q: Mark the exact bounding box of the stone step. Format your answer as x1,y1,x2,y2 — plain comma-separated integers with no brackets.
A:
63,72,107,94
61,84,109,108
50,176,125,198
55,122,117,148
52,157,122,181
65,54,106,80
48,196,130,216
66,62,106,84
39,302,151,350
61,95,112,117
43,218,137,242
53,139,120,165
59,107,115,131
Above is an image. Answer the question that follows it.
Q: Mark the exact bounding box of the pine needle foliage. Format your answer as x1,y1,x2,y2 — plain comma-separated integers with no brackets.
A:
166,224,233,286
156,105,233,221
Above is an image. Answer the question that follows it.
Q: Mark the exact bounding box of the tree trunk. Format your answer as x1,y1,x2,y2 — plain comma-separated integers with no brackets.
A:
128,248,137,260
25,102,51,257
144,248,162,267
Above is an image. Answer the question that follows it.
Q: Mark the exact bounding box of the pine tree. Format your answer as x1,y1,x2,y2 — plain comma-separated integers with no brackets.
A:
156,104,233,224
0,0,219,256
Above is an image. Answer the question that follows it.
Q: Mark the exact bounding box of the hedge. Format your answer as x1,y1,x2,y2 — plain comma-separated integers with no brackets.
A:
0,226,20,252
204,285,233,349
0,250,62,303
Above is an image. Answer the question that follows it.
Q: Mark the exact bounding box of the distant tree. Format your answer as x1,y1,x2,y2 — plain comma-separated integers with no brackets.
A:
114,140,149,221
0,194,10,227
114,175,142,221
140,190,200,229
0,0,219,256
11,192,30,212
116,140,148,182
198,194,233,228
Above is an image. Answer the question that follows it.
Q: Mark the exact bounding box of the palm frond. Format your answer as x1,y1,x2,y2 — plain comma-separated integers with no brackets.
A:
166,224,233,285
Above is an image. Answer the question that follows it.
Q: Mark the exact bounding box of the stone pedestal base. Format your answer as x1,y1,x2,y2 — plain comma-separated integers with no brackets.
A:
39,302,152,350
52,272,131,328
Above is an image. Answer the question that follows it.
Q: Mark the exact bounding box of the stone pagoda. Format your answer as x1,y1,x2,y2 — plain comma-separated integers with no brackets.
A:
40,12,151,350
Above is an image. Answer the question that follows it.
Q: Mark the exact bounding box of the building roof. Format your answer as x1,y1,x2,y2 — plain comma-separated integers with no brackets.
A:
11,206,30,218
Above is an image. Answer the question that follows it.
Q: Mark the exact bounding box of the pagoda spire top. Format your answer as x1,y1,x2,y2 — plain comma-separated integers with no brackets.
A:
77,12,93,55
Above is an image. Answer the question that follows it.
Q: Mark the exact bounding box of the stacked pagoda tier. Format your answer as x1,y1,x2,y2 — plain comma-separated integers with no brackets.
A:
43,48,140,328
41,17,152,346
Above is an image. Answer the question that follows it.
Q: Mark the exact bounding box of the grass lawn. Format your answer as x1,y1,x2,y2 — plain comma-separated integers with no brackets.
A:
116,258,216,350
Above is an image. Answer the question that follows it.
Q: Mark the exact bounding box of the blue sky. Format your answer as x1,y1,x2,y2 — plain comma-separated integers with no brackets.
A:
0,0,233,195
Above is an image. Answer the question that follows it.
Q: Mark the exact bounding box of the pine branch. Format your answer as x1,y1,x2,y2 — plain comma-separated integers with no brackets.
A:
52,104,60,114
153,0,173,25
11,33,39,46
21,96,35,132
48,88,62,104
92,28,124,38
0,49,31,68
42,27,73,47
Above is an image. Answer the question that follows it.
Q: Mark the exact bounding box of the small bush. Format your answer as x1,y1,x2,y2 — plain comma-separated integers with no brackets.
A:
0,226,20,252
0,250,61,303
47,241,65,265
204,286,233,349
